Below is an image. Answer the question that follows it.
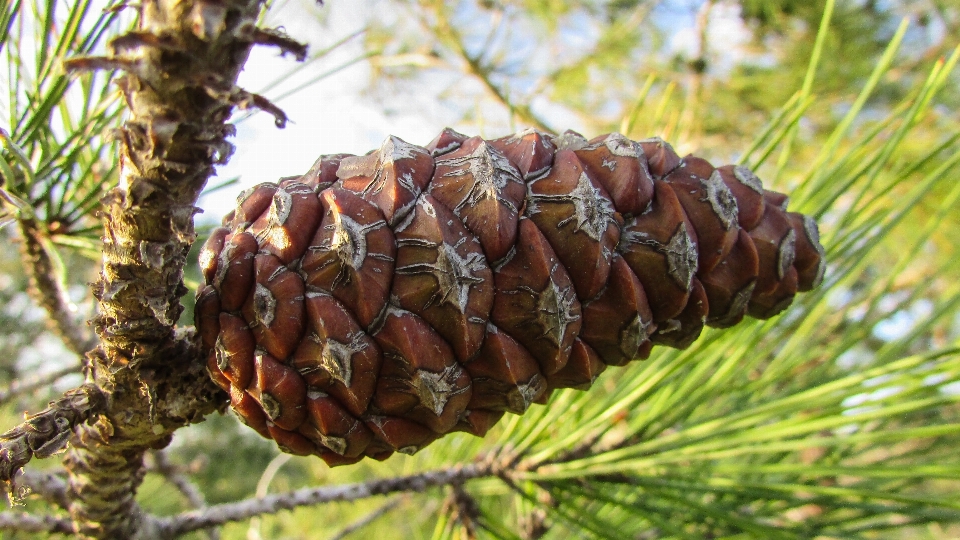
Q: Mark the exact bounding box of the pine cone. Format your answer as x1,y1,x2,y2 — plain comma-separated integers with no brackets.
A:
195,128,825,464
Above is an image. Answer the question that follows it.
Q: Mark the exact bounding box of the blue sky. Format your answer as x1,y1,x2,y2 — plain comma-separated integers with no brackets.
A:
199,0,755,222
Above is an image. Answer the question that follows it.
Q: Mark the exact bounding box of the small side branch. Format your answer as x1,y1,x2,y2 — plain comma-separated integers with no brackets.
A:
425,4,553,132
16,469,70,509
148,450,207,509
148,450,219,540
219,87,289,128
158,462,496,536
448,483,479,540
0,385,105,488
62,56,139,75
239,24,309,61
0,511,73,534
17,219,97,356
0,364,82,406
328,497,403,540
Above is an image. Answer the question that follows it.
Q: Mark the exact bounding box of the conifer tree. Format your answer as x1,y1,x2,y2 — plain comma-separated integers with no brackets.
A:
0,1,957,538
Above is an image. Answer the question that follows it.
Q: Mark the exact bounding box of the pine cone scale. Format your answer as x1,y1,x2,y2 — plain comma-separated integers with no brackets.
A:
392,195,494,363
300,188,396,329
490,218,582,376
664,156,739,274
580,255,655,365
430,136,527,262
573,133,656,216
618,180,698,322
488,129,556,180
525,149,623,300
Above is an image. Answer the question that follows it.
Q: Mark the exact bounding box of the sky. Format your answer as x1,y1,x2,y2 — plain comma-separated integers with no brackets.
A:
198,0,755,222
199,0,443,221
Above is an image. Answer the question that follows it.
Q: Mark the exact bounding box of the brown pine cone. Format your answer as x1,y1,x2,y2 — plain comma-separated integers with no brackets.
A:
196,128,825,464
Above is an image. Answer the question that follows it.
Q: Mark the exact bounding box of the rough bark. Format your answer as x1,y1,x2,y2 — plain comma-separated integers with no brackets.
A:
60,1,287,537
17,218,96,356
0,385,104,491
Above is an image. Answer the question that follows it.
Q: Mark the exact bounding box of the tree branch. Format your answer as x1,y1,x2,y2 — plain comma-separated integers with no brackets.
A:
0,364,82,407
147,450,208,511
156,462,497,537
0,510,73,534
64,335,226,538
424,2,553,133
448,483,479,540
0,385,104,491
327,497,403,540
147,450,223,540
17,219,97,357
678,0,714,145
57,1,304,536
17,469,70,509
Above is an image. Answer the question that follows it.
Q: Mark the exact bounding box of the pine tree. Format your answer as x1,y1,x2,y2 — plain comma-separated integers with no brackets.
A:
0,1,958,539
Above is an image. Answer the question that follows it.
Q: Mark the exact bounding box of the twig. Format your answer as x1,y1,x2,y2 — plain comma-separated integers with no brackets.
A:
0,511,73,534
425,3,553,132
157,462,496,536
246,453,291,540
0,364,82,406
16,469,70,509
148,450,208,510
678,0,714,145
0,385,104,490
327,496,403,540
239,24,309,61
449,483,479,540
17,219,96,357
193,72,291,128
148,450,219,540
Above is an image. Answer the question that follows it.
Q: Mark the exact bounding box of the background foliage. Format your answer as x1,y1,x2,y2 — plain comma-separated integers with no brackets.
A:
1,0,959,538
